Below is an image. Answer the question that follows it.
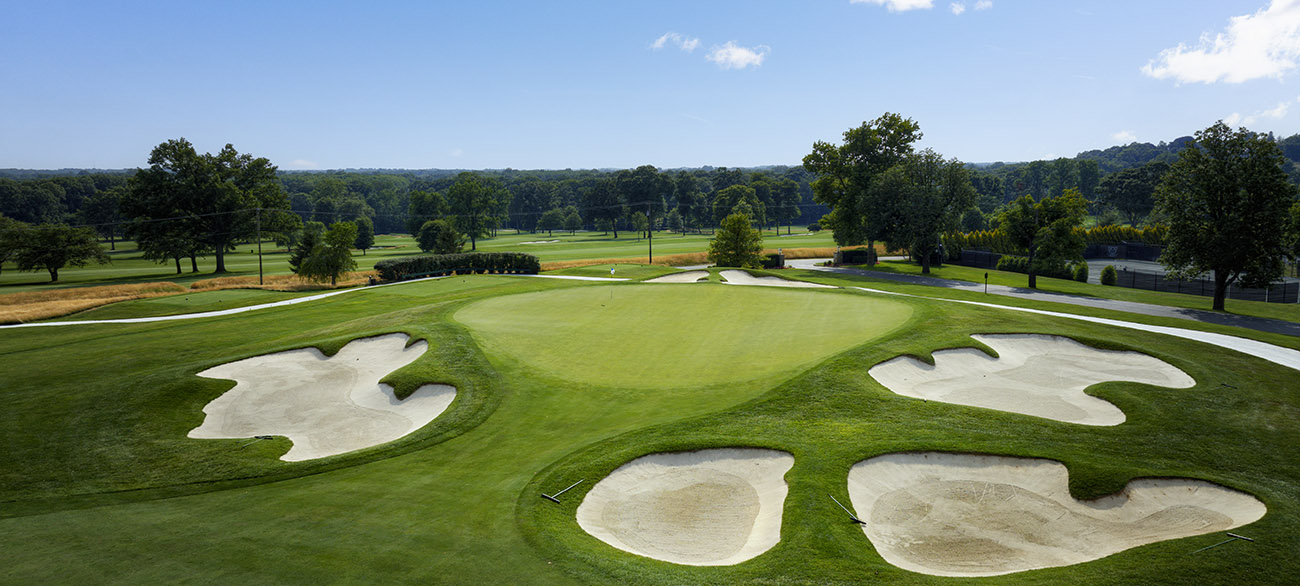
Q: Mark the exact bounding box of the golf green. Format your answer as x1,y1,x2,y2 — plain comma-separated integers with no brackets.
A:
454,283,912,389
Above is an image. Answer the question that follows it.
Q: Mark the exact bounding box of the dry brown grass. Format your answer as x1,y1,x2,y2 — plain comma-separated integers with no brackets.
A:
0,271,378,324
0,282,188,324
189,271,376,291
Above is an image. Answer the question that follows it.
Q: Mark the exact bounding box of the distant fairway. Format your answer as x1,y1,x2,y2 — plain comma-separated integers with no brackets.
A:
455,283,911,389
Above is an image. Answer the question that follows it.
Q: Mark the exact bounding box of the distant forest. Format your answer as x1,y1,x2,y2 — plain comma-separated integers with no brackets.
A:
8,132,1300,236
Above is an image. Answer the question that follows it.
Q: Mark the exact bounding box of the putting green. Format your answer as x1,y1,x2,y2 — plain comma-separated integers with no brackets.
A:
455,283,911,389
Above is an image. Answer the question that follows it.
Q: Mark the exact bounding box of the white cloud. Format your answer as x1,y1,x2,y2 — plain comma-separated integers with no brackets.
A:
851,0,934,12
951,2,966,15
975,0,993,10
1143,0,1300,84
1232,97,1298,125
706,41,770,70
1112,130,1137,143
651,32,700,53
288,159,319,169
449,148,464,158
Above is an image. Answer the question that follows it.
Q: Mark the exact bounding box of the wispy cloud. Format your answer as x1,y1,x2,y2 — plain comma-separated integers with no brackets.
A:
1227,96,1300,126
706,41,770,70
1143,0,1300,84
1112,130,1137,143
288,159,319,169
951,3,966,16
651,32,700,53
449,148,464,158
975,0,993,10
851,0,934,12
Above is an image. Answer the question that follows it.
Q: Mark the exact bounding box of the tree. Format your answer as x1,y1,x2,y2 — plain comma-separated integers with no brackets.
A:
1096,161,1169,225
13,223,110,282
628,211,649,236
0,215,29,276
288,221,325,275
773,177,802,234
997,189,1088,288
582,178,625,238
406,189,447,234
708,212,764,268
77,187,124,250
1154,121,1297,311
537,208,565,236
297,221,357,286
124,138,289,273
562,206,582,235
417,219,465,255
803,113,922,246
353,216,375,255
869,149,978,273
446,172,506,250
665,208,685,235
712,184,765,228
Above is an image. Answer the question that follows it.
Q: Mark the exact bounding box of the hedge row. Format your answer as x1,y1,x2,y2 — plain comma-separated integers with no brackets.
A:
943,225,1167,260
994,255,1077,281
373,252,540,282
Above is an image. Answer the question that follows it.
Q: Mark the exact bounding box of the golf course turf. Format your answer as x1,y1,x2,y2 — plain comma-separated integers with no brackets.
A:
0,269,1297,585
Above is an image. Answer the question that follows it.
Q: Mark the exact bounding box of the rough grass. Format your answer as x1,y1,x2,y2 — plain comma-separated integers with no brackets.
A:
0,271,377,324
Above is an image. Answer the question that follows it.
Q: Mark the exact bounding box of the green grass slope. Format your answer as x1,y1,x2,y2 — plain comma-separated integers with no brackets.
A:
0,272,1295,585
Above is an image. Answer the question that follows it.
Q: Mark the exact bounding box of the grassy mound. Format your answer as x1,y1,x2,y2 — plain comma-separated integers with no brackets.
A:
455,284,911,389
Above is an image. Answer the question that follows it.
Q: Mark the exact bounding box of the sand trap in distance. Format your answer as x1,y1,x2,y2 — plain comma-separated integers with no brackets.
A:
719,270,836,288
644,270,708,283
848,452,1266,577
576,448,794,566
868,334,1195,425
189,333,456,461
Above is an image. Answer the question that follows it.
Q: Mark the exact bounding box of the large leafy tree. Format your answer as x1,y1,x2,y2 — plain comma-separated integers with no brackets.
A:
446,172,507,250
802,113,922,246
708,212,764,268
353,216,375,255
1154,121,1297,311
0,215,29,276
297,221,357,286
712,184,765,228
13,223,110,282
417,219,465,255
406,189,448,235
124,138,290,273
1096,161,1169,225
581,178,624,238
869,149,978,273
997,188,1088,289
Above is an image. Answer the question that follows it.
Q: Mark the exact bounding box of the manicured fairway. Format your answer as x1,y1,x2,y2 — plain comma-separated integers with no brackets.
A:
455,283,911,389
0,269,1296,585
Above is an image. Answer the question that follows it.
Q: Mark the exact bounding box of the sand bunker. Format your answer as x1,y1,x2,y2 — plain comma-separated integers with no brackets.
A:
868,334,1195,425
847,452,1266,577
644,270,708,283
189,333,456,461
719,270,835,288
576,448,794,566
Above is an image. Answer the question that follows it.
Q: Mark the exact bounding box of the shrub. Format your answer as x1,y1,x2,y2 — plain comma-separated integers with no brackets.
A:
807,223,822,233
373,252,540,282
760,253,783,269
995,255,1074,280
1072,262,1089,283
840,248,877,265
1101,264,1117,286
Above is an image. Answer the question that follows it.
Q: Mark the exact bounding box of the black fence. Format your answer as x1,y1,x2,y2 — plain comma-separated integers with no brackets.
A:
1113,268,1299,303
954,247,1298,303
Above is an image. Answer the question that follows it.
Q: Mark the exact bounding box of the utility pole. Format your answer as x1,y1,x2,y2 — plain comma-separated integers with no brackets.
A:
256,207,263,285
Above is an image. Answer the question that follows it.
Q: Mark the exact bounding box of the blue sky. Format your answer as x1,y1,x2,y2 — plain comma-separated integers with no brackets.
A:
4,0,1300,170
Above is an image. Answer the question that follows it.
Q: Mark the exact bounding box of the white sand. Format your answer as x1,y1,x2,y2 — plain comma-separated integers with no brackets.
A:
868,334,1195,425
848,452,1266,577
719,270,836,288
189,333,456,461
520,239,561,244
644,270,708,283
576,448,794,566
